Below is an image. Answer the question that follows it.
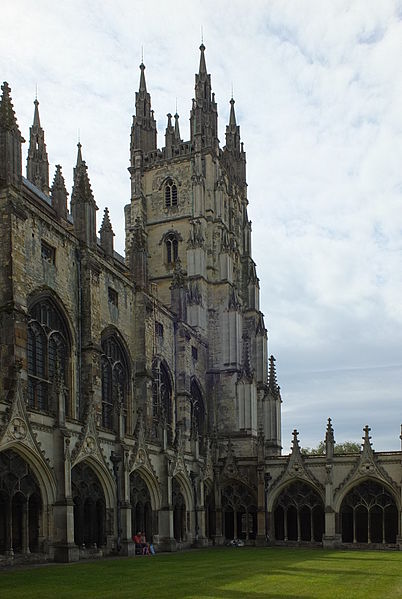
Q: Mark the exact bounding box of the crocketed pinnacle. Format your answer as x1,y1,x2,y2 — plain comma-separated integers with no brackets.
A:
51,164,67,194
268,355,278,393
72,143,95,205
0,82,21,132
100,207,113,233
174,112,181,142
33,98,40,127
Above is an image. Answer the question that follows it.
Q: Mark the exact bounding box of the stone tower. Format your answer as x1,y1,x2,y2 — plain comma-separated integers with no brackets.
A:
125,45,281,456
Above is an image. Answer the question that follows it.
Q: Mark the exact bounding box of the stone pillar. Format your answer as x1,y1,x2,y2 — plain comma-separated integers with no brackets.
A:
120,452,135,556
256,466,266,545
157,462,176,551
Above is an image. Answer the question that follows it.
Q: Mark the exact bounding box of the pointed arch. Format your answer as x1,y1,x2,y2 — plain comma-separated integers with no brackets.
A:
221,479,257,541
101,328,131,433
271,479,324,543
72,456,115,510
27,291,73,416
334,475,400,513
151,357,174,443
130,465,161,511
190,377,206,451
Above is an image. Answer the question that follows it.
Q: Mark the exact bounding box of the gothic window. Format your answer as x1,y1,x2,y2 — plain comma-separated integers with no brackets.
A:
340,480,397,544
273,481,324,543
165,233,179,264
151,359,173,443
165,178,178,208
27,297,70,414
190,379,206,452
101,334,129,432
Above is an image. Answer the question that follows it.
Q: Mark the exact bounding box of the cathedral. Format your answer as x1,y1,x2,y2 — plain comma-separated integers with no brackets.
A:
0,45,401,564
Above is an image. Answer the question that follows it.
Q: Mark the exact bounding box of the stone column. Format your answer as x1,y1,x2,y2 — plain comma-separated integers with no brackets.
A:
120,451,135,556
157,460,176,551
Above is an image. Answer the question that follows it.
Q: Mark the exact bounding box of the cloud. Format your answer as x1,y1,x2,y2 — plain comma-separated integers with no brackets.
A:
1,0,402,451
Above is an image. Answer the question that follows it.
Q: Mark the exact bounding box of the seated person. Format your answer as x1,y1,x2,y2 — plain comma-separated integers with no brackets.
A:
133,531,145,554
140,532,150,555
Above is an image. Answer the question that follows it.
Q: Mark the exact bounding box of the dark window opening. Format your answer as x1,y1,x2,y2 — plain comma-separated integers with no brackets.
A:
108,287,118,308
41,241,55,264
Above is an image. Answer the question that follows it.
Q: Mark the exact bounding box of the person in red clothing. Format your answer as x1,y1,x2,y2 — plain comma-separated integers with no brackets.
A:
133,531,144,553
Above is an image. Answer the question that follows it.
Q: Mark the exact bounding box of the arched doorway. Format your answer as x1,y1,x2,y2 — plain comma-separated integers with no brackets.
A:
130,471,153,541
340,480,398,544
172,478,187,542
222,482,257,541
273,481,324,543
0,449,43,554
72,462,106,548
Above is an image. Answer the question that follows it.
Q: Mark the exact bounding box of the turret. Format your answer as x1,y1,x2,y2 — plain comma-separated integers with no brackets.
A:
70,143,98,247
0,82,25,189
189,44,218,151
50,164,68,220
27,98,49,194
130,63,157,160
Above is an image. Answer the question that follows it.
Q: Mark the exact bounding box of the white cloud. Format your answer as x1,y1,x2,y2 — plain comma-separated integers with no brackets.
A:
1,0,402,451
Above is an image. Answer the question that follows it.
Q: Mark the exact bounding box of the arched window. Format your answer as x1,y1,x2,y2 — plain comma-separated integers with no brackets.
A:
340,480,398,544
273,481,324,543
190,379,206,452
151,359,173,443
27,297,70,414
101,334,129,432
165,178,178,208
222,482,257,541
165,233,179,264
72,463,106,548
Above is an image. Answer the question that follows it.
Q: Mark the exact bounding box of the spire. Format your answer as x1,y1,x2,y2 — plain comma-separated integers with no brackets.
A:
71,143,98,246
229,97,236,126
190,45,218,150
130,62,157,158
76,141,83,167
27,97,49,194
198,43,207,77
99,207,114,257
50,164,68,220
174,112,181,143
139,62,147,92
0,82,25,188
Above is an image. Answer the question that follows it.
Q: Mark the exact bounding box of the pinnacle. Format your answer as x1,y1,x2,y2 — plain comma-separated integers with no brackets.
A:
51,164,67,192
33,98,41,127
198,43,207,76
76,142,83,167
229,97,237,127
100,207,114,233
139,62,147,92
0,81,20,132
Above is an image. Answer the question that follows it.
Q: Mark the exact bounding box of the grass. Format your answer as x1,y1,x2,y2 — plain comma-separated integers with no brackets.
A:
1,547,402,599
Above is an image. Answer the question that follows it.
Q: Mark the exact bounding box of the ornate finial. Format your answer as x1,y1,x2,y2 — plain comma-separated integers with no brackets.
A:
325,418,335,459
268,355,280,397
363,425,371,445
291,429,300,452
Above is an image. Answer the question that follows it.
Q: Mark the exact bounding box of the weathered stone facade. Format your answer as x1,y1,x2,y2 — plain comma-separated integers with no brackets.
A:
0,48,401,563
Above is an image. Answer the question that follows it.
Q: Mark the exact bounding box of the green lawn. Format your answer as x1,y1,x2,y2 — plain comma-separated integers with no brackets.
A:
1,547,402,599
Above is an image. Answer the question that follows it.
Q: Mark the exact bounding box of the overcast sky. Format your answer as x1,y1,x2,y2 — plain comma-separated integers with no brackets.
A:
2,0,402,452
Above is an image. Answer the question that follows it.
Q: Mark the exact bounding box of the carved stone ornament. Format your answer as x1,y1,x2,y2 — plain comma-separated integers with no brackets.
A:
9,417,27,441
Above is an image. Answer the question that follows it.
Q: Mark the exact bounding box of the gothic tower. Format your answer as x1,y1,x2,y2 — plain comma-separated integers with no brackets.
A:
125,46,281,456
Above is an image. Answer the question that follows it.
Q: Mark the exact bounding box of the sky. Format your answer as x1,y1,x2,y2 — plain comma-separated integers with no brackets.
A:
2,0,402,452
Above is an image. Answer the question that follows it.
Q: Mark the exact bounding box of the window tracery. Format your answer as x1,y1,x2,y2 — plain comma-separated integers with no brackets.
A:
273,481,324,543
190,379,206,452
151,359,173,443
165,178,178,208
27,297,70,414
101,334,129,432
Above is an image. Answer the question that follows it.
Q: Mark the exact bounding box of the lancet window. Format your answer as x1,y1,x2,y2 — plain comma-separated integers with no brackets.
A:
101,334,129,432
165,233,179,264
151,359,173,442
190,379,206,452
165,178,178,208
27,297,70,414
